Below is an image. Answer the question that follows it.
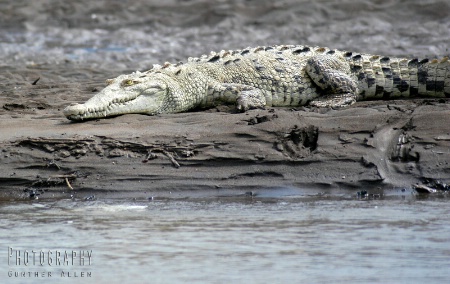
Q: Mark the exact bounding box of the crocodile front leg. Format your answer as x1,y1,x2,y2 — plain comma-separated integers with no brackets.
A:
206,83,266,111
236,87,266,111
306,54,359,108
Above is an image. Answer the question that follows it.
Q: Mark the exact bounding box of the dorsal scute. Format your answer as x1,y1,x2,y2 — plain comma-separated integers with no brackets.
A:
231,50,240,56
152,64,162,70
314,46,327,53
219,50,230,58
276,45,294,51
429,58,439,64
253,46,265,53
188,57,200,62
399,58,409,64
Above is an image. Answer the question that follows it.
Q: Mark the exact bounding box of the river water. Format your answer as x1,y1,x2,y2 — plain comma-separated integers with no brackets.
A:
2,194,450,283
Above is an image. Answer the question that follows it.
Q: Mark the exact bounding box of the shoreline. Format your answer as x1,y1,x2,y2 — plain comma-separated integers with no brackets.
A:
2,99,449,200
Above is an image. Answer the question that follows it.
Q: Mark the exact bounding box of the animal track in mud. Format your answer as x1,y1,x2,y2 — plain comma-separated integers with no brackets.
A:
275,125,319,159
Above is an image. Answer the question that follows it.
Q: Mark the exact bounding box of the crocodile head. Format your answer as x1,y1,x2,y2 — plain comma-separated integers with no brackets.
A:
64,71,175,121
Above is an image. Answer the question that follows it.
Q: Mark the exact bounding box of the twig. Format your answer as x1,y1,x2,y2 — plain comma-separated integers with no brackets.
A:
65,177,74,190
162,150,180,168
31,77,40,85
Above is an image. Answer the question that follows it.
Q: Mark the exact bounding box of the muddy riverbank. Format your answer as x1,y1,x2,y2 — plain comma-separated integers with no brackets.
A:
1,0,449,200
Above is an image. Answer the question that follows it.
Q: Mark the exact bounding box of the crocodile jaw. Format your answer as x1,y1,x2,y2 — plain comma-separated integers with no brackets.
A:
64,75,167,121
63,95,161,121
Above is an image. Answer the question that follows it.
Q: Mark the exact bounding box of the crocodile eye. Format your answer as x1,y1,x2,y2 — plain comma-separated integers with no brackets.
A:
105,79,114,86
121,79,139,87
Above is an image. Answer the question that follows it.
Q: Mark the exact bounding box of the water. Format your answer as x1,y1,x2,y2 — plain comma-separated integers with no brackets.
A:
1,195,450,283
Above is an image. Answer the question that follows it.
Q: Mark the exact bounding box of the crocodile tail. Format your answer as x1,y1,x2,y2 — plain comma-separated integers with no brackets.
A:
415,57,450,98
355,55,450,99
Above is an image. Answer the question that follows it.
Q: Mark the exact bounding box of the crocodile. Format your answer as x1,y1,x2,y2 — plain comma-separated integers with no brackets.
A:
63,45,450,121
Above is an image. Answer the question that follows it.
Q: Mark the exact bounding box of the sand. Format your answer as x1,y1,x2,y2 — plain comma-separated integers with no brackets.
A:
1,0,449,199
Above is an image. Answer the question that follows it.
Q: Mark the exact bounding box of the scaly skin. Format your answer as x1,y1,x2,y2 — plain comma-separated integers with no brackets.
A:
63,45,450,121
